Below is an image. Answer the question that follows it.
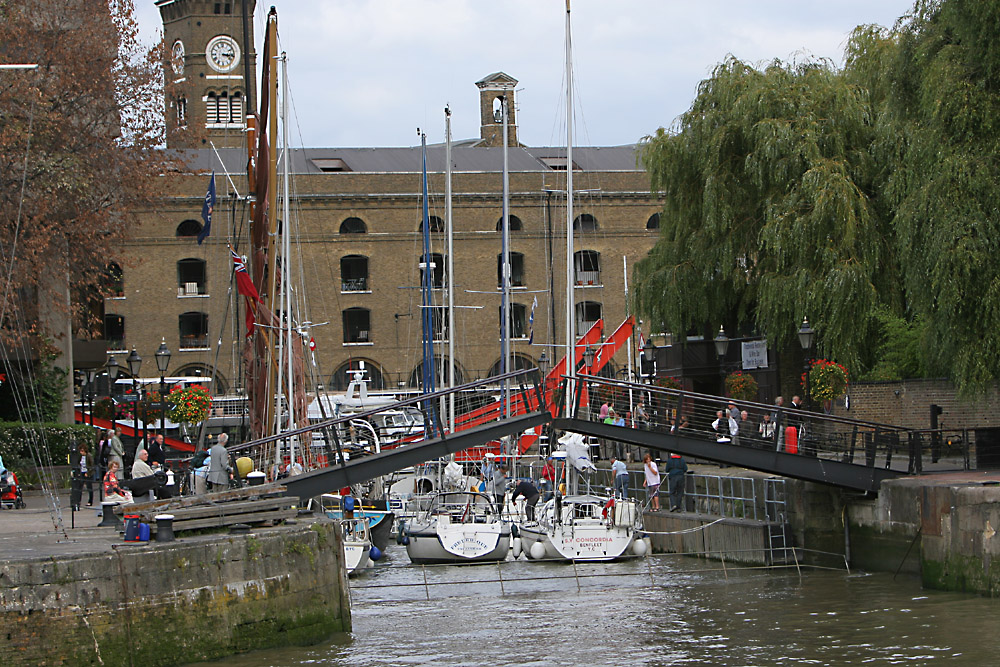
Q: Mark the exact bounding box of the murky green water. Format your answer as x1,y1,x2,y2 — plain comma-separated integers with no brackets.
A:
192,546,998,666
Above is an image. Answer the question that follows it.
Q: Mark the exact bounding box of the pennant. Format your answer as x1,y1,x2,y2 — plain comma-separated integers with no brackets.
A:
528,296,538,345
197,172,216,245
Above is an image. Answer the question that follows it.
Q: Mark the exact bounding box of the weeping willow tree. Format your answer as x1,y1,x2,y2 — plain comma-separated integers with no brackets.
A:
879,0,1000,392
634,54,894,370
635,0,1000,392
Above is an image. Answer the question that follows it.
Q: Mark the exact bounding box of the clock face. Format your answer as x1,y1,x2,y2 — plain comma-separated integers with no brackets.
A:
170,40,185,75
206,35,240,73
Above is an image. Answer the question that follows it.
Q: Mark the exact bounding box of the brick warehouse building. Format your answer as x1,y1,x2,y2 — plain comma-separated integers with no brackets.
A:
100,0,662,395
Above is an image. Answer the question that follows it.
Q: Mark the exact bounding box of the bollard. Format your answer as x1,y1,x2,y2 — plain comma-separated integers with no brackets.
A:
247,471,266,487
98,501,122,528
155,514,176,542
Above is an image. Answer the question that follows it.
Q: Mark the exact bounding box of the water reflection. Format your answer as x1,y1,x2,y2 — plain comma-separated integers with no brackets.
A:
189,547,999,666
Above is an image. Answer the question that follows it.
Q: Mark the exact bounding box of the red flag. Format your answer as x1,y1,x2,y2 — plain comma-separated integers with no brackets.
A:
308,337,316,352
231,247,260,336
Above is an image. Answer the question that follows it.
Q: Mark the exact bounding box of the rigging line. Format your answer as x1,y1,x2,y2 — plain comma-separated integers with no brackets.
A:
207,141,242,199
0,95,35,329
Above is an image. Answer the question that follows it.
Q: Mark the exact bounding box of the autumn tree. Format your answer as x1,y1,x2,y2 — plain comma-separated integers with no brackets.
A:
0,0,164,421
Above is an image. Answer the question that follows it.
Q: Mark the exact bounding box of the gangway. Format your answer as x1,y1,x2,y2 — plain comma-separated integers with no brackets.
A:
552,375,959,493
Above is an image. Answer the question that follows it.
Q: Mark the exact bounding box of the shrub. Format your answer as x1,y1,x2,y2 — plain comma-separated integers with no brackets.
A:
0,422,95,471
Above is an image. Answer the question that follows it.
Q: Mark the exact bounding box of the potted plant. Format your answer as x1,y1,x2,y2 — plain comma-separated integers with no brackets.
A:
165,384,212,425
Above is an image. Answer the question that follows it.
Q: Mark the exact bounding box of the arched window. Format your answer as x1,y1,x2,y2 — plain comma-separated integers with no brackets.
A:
487,353,533,378
206,92,219,124
104,314,125,351
103,262,124,297
495,215,523,231
497,252,525,287
340,217,367,234
573,213,599,231
229,91,243,125
178,312,209,349
574,250,601,285
175,96,187,127
343,308,370,343
575,301,602,334
172,363,229,394
329,359,384,391
177,258,207,295
418,215,444,233
176,219,203,237
419,253,445,289
498,303,528,339
408,355,464,389
646,212,660,230
341,255,369,292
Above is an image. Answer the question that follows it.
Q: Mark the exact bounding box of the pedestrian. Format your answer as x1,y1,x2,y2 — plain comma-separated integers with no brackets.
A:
493,465,508,510
540,456,556,497
759,413,776,446
70,443,94,510
712,410,737,443
664,452,687,511
773,396,785,451
510,477,540,521
480,453,496,491
108,427,124,474
642,453,661,511
727,401,740,422
147,433,167,468
611,456,629,499
207,432,232,492
635,399,649,430
786,395,803,454
738,410,752,447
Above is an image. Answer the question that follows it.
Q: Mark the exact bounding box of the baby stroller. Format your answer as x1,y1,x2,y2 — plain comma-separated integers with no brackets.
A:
0,469,26,509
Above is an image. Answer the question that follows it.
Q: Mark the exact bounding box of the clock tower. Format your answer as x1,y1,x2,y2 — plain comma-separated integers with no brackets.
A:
157,0,257,149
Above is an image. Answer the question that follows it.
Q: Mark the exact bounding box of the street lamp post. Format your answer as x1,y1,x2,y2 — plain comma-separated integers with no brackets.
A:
106,354,121,425
126,348,142,457
714,325,731,395
84,368,98,430
798,317,815,410
155,339,171,439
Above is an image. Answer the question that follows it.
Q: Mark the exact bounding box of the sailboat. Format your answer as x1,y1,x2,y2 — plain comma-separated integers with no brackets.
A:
516,0,645,562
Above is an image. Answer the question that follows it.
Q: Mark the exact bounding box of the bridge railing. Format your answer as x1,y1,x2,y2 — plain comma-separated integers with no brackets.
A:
565,374,973,474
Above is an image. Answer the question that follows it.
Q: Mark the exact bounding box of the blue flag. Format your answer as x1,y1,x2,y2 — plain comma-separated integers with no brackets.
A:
197,172,216,245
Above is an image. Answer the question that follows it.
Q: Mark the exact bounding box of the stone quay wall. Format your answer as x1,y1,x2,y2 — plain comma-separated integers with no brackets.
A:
0,522,350,666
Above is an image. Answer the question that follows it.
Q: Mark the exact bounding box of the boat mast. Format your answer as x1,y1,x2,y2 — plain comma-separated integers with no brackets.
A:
564,0,576,417
280,51,295,468
445,106,455,432
501,94,512,419
419,132,437,431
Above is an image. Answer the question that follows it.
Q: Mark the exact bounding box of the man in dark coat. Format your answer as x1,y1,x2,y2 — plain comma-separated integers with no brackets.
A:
664,453,687,512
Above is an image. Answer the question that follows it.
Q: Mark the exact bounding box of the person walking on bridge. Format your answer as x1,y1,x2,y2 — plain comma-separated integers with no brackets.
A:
665,452,687,512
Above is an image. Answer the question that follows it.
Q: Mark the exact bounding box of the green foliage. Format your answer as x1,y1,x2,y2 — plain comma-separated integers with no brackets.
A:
0,422,95,471
633,0,1000,394
859,306,928,381
725,372,759,402
634,54,891,373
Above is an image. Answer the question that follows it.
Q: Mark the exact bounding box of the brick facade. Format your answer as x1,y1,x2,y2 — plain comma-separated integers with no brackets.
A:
832,378,1000,430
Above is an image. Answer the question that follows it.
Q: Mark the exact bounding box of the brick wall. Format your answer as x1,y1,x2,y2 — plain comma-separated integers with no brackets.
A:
831,379,1000,430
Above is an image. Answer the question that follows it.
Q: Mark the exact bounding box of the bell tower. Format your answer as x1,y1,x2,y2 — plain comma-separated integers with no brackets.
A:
476,72,519,148
157,0,257,149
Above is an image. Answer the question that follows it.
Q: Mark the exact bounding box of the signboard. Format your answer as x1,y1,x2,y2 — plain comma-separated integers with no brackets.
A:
741,340,768,370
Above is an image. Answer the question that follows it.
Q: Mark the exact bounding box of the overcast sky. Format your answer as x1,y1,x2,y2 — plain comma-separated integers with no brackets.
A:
136,1,915,148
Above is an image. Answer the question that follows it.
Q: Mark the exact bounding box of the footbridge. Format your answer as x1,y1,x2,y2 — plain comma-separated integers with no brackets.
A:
225,369,977,500
556,375,969,493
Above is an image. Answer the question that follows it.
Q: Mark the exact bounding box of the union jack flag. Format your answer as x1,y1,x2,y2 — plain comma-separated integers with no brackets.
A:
230,246,260,336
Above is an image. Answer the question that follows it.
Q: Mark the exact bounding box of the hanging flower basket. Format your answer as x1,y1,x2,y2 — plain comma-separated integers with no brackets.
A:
725,371,758,402
165,384,212,425
654,376,682,391
802,359,849,402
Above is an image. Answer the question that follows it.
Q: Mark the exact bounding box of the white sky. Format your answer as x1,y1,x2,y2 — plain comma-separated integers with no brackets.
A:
136,1,915,148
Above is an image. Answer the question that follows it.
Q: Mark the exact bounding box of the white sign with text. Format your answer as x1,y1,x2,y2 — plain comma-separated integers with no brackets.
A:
742,340,768,370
